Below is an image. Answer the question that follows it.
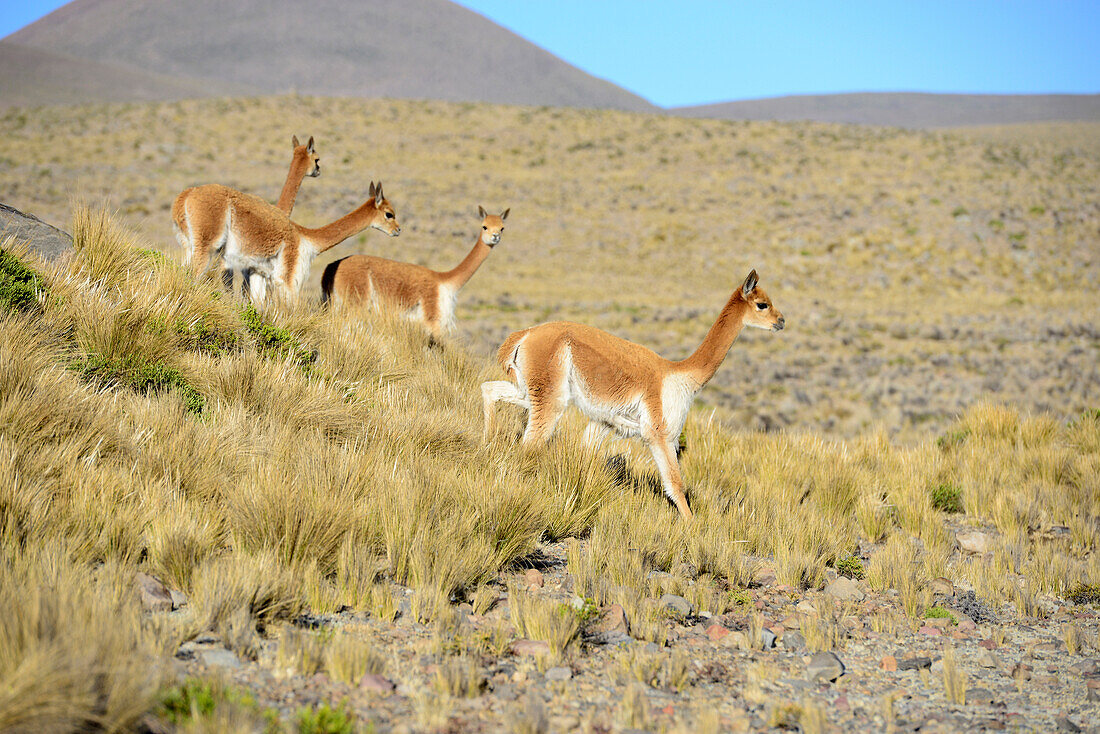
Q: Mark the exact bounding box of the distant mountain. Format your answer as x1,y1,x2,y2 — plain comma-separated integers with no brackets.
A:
672,92,1100,128
5,0,655,112
0,41,250,108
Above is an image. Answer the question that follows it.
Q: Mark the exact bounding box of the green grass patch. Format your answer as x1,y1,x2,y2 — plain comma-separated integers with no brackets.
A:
146,313,240,356
936,427,970,451
242,303,317,373
835,556,866,580
0,246,46,313
930,483,964,514
923,606,957,624
73,353,204,413
295,700,357,734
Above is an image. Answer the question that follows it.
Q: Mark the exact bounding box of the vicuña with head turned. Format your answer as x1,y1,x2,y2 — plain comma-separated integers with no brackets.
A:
481,269,785,520
321,206,509,339
172,178,400,304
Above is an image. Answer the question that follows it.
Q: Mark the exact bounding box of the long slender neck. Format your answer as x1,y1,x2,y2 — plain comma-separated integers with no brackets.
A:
440,236,491,289
295,199,380,253
674,290,749,387
275,156,308,213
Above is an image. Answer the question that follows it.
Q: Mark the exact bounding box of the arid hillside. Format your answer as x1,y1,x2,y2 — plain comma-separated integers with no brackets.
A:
1,95,1097,439
4,0,654,111
674,92,1100,128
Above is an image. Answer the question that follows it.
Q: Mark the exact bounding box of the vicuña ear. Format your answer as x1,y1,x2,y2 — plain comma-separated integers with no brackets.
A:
500,208,510,221
368,181,376,199
292,135,300,148
374,183,384,206
306,136,315,154
742,269,758,296
478,205,487,219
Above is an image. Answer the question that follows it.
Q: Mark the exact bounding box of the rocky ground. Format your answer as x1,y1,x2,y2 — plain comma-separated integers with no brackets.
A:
150,539,1100,733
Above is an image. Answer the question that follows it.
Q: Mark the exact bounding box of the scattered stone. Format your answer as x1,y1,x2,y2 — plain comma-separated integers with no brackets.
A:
723,631,750,650
1086,677,1100,702
524,569,544,588
1055,717,1082,733
591,604,630,644
781,632,806,653
706,624,730,642
956,530,993,554
359,673,396,694
545,666,572,682
761,629,777,650
977,649,1000,669
966,688,995,705
929,577,954,596
753,566,777,587
805,652,845,683
979,638,998,650
511,639,550,657
952,590,998,624
796,600,817,615
898,656,932,671
1011,662,1032,683
918,625,943,636
169,588,188,609
1071,660,1099,676
824,577,865,602
881,655,898,672
659,594,692,617
134,572,173,613
198,648,241,668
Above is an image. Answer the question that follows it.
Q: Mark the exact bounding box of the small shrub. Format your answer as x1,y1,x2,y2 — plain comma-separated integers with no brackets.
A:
1065,583,1100,605
72,353,204,413
0,247,46,313
730,588,751,607
930,484,963,514
157,679,219,724
923,606,957,625
296,700,356,734
935,428,970,451
835,557,865,580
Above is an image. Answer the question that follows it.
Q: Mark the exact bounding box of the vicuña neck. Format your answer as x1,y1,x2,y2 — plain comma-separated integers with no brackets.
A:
275,158,309,212
674,291,749,386
296,200,379,253
440,237,491,289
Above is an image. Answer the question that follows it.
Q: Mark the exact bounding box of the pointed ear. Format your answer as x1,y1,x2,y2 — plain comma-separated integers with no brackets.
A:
374,182,384,206
292,135,300,148
478,205,487,219
368,181,376,199
500,208,509,221
306,135,315,154
742,269,759,296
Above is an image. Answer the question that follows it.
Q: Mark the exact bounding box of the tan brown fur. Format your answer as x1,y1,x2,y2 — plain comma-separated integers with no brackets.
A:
322,207,508,338
172,180,399,303
275,135,321,213
483,269,785,519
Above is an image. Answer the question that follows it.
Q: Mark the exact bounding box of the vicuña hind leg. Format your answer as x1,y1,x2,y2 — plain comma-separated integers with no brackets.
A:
481,380,529,442
646,432,693,520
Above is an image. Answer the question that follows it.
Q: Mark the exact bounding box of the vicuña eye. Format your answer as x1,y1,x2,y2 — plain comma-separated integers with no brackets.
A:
385,212,394,219
482,225,488,230
756,302,768,310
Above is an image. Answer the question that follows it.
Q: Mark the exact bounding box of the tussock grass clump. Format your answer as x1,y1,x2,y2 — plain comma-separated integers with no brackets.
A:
508,583,581,659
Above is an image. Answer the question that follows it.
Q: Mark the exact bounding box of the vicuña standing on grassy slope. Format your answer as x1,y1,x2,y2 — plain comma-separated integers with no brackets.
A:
321,206,509,339
172,181,400,303
173,135,321,292
482,269,784,519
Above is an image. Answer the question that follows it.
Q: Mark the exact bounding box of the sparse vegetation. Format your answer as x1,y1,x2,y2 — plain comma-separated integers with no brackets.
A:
836,556,866,580
930,483,964,513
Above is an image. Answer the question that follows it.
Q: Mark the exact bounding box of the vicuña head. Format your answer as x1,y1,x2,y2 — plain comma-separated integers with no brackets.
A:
481,267,784,521
478,205,509,247
366,181,401,237
291,135,321,178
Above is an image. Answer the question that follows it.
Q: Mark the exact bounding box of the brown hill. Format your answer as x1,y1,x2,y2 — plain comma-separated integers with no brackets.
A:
673,92,1100,128
0,40,250,108
5,0,655,112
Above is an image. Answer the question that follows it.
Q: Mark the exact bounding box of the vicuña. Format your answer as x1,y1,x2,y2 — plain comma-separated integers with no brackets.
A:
321,206,509,339
172,179,400,303
481,269,785,520
173,136,321,292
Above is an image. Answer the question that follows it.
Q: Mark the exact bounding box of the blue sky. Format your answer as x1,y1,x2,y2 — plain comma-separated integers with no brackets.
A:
4,1,1098,107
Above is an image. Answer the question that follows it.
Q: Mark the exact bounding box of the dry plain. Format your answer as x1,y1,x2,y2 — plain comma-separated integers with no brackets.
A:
0,96,1099,733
